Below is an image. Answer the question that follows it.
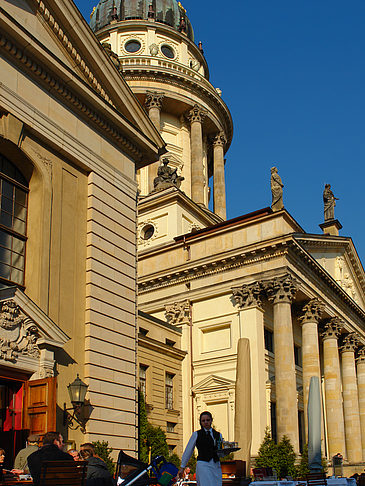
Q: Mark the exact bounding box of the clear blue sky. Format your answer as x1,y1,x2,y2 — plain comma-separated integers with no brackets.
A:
75,0,365,264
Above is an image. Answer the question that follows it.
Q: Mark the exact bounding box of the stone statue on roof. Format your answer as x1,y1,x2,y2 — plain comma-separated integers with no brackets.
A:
153,158,184,192
323,184,338,221
270,166,284,211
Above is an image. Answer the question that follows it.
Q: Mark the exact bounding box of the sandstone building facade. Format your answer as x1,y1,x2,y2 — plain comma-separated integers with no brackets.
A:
90,0,365,472
0,0,164,465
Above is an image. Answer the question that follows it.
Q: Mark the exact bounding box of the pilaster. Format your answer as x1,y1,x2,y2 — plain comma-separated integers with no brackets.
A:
165,300,192,447
232,282,267,453
340,333,362,463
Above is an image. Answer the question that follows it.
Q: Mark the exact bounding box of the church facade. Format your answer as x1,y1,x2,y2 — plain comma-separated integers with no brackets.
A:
90,0,365,472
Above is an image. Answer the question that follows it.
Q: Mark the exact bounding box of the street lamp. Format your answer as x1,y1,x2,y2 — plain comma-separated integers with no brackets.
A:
63,374,89,433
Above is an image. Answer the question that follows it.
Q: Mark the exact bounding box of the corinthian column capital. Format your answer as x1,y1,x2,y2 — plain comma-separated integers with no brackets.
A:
232,281,263,309
357,347,365,365
186,104,207,124
145,91,164,111
340,333,359,353
264,274,298,304
321,317,343,341
213,131,227,147
165,300,191,326
299,298,324,324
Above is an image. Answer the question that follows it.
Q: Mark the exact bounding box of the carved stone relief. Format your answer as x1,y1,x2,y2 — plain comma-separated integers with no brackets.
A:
165,300,191,326
231,281,263,308
0,300,40,363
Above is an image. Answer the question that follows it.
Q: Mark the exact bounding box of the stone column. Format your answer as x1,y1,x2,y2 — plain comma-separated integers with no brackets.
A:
356,347,365,460
341,333,362,463
232,282,267,452
187,104,206,205
212,131,227,220
265,274,299,452
321,318,347,459
145,91,164,193
299,298,324,436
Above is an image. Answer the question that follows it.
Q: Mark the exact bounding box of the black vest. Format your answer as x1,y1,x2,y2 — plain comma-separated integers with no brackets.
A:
196,428,220,463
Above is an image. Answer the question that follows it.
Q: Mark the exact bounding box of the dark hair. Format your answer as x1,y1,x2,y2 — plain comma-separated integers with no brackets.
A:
199,411,213,426
79,448,93,460
43,432,61,446
80,443,95,452
0,448,4,455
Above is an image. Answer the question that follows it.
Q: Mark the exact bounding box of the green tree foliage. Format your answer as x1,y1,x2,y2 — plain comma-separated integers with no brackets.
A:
168,453,181,468
255,428,278,469
297,444,328,478
92,440,115,474
276,436,297,479
255,429,297,479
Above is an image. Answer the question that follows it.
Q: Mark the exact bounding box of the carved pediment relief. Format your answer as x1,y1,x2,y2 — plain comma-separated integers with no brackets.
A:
0,288,69,378
0,300,40,362
335,256,360,304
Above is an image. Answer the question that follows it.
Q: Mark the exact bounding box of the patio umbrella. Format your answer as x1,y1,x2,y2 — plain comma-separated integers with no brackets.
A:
308,376,322,472
234,338,252,476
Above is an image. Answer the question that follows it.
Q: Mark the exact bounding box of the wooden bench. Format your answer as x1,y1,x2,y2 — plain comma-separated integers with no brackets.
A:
39,460,87,486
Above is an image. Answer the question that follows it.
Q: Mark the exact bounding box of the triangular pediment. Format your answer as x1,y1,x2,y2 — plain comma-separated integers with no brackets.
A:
0,287,69,350
294,235,365,310
192,374,235,394
0,0,165,164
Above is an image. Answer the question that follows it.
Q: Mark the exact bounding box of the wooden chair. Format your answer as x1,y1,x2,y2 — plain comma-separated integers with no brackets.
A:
306,472,327,486
39,460,87,486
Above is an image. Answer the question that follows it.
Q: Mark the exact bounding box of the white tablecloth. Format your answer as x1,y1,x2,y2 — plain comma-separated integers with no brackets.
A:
250,480,356,486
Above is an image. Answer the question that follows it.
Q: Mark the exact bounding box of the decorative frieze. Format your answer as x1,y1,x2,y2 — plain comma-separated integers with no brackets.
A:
0,300,40,362
165,300,191,326
299,298,324,324
231,281,263,308
186,104,207,124
264,274,298,304
145,91,165,111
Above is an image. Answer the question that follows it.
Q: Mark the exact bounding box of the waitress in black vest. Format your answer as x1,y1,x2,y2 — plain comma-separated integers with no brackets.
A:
178,411,222,486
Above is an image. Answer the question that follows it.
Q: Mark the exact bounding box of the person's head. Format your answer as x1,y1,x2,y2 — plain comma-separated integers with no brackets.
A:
68,450,79,461
27,434,40,446
0,448,4,463
80,443,94,452
42,432,64,450
79,446,94,460
199,411,213,430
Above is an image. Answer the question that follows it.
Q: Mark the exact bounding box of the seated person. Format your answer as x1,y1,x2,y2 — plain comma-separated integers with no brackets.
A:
12,434,40,475
67,449,80,461
79,445,114,486
27,431,73,486
0,448,16,480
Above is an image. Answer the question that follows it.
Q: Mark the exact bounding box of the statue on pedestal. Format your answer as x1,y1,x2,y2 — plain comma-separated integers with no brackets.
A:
270,166,284,211
323,184,338,221
153,158,184,192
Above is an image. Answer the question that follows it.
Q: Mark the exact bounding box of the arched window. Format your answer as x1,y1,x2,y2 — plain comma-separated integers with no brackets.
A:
0,154,28,289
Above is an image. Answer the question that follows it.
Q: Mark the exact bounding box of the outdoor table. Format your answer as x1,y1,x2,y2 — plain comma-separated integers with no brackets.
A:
250,479,356,486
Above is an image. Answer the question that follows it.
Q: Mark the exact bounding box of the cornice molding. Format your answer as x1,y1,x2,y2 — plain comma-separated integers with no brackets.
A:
122,69,233,144
138,335,186,360
33,0,115,106
0,30,143,161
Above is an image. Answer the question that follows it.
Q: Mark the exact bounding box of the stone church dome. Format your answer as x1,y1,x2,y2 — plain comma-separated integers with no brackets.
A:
90,0,194,41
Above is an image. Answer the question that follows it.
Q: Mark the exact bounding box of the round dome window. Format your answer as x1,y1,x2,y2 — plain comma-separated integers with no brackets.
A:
125,40,141,53
141,224,155,240
161,45,175,59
